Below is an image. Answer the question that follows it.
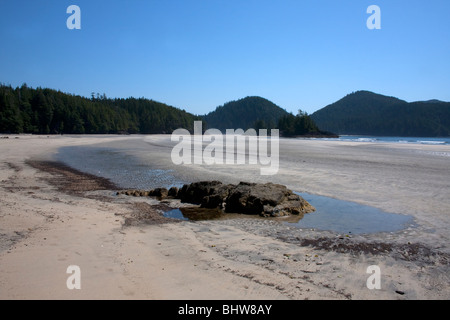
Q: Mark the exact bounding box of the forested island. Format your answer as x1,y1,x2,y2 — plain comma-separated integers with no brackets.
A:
202,96,335,137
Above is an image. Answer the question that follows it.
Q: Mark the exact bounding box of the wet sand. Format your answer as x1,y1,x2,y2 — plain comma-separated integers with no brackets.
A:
0,135,449,299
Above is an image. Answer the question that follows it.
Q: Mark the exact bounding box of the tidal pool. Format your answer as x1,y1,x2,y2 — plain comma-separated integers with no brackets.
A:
54,144,416,235
164,193,415,235
285,192,415,234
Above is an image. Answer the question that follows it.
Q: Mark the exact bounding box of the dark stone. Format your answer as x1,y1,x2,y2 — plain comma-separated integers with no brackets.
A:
226,182,287,215
177,180,315,217
118,180,315,218
177,181,231,205
168,186,179,198
148,187,169,199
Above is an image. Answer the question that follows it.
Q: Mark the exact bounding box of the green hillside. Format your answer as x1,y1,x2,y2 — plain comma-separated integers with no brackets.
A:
0,84,202,134
202,96,289,132
311,91,450,137
4,84,446,137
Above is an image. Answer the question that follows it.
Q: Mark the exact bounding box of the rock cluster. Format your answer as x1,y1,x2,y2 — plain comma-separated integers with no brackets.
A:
117,181,315,217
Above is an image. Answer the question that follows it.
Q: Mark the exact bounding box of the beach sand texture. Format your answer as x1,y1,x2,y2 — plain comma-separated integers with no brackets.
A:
0,135,449,299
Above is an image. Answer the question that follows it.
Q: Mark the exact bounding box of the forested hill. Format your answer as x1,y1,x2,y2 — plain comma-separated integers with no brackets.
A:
202,96,289,132
4,85,447,137
311,91,450,137
0,84,202,134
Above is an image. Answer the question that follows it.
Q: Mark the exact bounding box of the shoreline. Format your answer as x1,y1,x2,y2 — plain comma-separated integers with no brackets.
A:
0,135,449,299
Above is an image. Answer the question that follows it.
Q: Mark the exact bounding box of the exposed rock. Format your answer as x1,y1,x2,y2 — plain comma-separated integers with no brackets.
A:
118,187,170,199
117,181,315,218
178,181,315,217
168,187,179,198
178,181,231,206
148,187,169,199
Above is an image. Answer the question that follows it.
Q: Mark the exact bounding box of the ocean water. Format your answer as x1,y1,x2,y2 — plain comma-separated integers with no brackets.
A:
316,135,450,145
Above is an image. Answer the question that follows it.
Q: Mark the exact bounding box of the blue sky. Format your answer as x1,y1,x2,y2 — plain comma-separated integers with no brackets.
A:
1,0,449,115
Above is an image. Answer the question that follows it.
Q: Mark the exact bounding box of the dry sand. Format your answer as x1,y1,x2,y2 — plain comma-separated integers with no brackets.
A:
0,134,449,300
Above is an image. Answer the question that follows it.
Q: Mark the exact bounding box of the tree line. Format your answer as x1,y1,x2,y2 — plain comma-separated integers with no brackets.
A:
276,111,333,136
0,84,203,134
0,84,332,137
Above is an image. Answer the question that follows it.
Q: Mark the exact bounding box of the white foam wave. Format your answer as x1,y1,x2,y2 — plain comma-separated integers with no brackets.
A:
418,140,447,145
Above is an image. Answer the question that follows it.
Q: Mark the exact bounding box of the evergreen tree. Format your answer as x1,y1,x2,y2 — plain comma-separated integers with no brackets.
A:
0,84,202,134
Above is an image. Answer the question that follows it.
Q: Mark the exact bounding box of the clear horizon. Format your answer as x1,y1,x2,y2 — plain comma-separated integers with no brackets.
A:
1,0,449,115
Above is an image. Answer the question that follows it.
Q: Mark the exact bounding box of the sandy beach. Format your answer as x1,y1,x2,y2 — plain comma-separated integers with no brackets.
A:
0,135,449,300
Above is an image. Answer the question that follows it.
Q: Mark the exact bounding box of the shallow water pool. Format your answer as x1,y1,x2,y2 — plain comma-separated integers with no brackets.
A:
163,193,415,235
286,193,415,234
55,144,416,235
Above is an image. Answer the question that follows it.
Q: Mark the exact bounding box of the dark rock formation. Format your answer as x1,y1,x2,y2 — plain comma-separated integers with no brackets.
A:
148,187,169,199
177,181,315,217
117,181,315,218
178,181,225,205
178,181,231,210
168,187,179,198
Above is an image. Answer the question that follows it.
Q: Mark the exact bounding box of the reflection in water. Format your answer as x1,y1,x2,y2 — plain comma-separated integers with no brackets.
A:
286,193,415,234
164,207,225,221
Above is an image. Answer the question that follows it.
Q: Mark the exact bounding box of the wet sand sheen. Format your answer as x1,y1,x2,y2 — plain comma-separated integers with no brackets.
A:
1,135,449,299
56,139,418,235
